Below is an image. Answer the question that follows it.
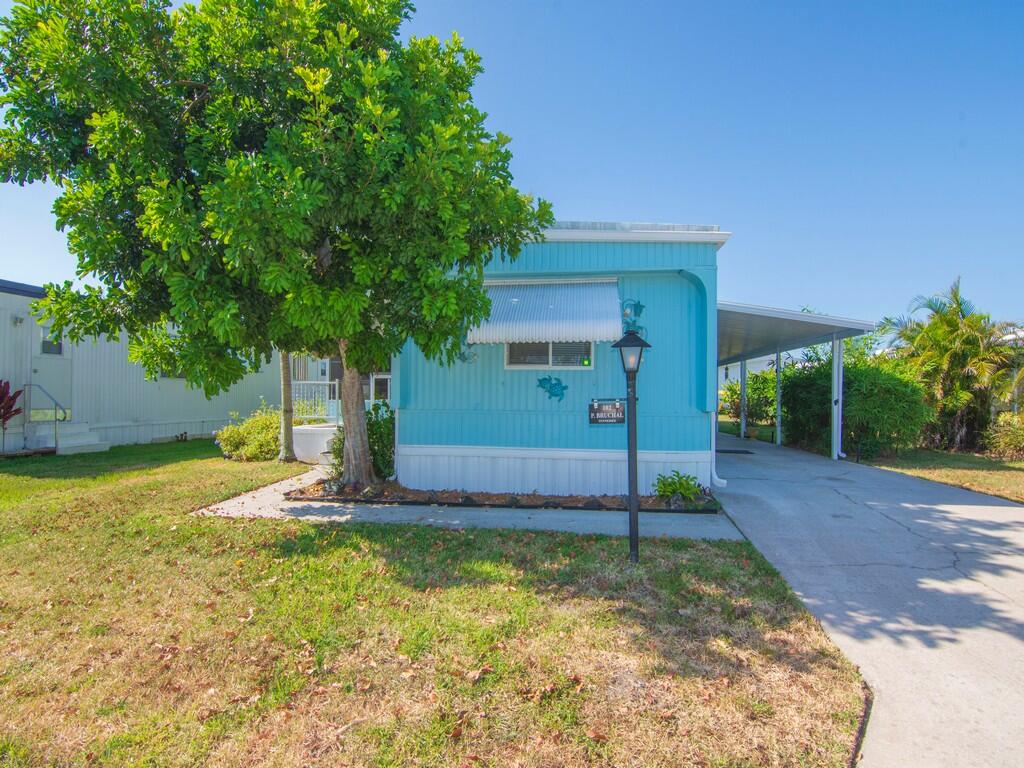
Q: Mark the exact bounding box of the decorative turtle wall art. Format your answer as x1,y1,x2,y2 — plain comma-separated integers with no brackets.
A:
537,375,569,402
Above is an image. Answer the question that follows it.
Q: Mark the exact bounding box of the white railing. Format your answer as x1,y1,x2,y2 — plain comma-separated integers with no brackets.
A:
292,380,340,424
291,375,392,425
24,383,69,453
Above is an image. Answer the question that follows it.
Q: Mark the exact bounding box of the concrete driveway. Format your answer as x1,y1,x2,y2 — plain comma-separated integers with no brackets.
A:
716,434,1024,768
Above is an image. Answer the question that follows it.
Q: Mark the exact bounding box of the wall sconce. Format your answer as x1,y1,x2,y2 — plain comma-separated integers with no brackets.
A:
11,315,25,326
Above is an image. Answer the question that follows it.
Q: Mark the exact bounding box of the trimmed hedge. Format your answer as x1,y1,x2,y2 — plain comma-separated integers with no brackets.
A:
781,361,931,459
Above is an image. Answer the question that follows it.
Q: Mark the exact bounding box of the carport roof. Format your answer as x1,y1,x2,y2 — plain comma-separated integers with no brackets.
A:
717,301,875,366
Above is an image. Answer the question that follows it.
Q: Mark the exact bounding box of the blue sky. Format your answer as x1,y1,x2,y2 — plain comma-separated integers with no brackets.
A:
1,0,1021,323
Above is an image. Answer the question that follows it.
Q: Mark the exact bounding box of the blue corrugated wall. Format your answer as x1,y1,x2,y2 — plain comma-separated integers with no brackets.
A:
394,239,717,452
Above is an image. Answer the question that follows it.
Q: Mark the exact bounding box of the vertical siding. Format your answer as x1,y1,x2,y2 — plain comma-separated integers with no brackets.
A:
70,331,280,439
1,286,280,450
485,240,719,276
0,293,33,448
397,269,711,452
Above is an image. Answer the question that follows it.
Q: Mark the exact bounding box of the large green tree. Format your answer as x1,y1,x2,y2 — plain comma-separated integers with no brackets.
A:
882,280,1020,451
1,0,552,484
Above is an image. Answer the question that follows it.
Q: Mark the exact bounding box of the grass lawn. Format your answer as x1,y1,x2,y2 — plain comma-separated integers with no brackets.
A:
718,416,777,444
1,441,866,767
871,448,1024,503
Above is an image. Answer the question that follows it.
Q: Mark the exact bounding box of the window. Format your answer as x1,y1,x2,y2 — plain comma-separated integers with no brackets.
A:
371,374,391,402
506,341,593,369
41,337,62,356
507,342,550,366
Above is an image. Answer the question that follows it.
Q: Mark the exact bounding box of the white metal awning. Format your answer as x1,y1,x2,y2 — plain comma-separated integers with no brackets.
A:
718,301,876,366
467,280,622,344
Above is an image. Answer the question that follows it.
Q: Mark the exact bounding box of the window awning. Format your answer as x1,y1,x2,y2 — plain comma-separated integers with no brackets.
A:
467,281,622,344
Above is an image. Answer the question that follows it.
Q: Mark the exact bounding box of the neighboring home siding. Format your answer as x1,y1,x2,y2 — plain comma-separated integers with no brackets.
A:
1,283,280,452
69,330,280,446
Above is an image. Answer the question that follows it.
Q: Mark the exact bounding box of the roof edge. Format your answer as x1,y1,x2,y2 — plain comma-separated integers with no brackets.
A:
0,279,46,299
717,300,876,332
543,221,731,246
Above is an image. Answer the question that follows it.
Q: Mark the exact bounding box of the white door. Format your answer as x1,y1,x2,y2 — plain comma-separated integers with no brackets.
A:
29,324,72,420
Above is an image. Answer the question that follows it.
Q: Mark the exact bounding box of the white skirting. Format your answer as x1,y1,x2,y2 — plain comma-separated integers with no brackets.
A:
395,444,712,496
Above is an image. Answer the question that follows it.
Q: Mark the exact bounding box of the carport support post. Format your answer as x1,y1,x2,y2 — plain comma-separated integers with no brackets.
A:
774,349,783,445
739,359,748,439
831,335,844,460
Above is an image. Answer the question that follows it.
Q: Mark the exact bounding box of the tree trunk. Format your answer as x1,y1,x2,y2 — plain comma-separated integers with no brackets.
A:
278,349,297,462
337,339,377,487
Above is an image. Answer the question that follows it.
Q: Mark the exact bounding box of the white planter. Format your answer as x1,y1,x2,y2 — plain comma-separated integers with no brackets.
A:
293,423,339,465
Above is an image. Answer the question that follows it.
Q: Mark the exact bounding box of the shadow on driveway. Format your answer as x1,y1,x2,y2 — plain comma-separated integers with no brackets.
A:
716,433,1024,767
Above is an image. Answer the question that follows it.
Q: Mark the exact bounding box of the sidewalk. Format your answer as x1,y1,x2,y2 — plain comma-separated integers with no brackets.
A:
197,470,744,541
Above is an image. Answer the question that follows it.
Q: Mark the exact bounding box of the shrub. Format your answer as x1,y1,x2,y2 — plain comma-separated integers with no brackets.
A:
329,401,395,481
720,369,777,424
215,404,279,461
986,412,1024,459
366,401,396,479
654,470,701,501
329,424,345,477
844,364,933,460
781,360,931,459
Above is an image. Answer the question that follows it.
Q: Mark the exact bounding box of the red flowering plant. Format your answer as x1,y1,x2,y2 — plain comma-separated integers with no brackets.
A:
1,379,24,454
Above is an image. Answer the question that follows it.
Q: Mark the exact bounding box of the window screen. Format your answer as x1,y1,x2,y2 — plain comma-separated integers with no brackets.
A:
551,341,592,367
41,338,63,356
507,342,550,366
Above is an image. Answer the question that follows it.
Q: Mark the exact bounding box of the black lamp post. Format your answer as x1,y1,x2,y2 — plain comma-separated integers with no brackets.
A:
611,329,651,563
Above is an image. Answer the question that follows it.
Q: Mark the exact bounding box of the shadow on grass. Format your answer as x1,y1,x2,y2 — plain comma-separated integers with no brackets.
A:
0,439,221,480
266,521,842,686
874,448,1024,473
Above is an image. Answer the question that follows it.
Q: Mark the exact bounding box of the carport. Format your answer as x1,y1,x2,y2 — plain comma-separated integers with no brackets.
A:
716,301,875,463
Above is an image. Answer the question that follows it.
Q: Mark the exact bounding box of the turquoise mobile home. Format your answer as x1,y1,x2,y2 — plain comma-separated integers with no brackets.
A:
392,222,728,496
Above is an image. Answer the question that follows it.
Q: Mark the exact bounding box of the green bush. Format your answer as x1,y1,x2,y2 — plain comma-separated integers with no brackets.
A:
329,401,396,481
653,470,701,501
215,404,279,461
844,364,933,460
781,360,931,459
329,424,345,477
720,369,777,424
367,401,396,479
986,412,1024,459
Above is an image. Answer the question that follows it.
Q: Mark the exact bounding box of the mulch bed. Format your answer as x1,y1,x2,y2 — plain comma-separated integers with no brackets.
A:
285,479,722,515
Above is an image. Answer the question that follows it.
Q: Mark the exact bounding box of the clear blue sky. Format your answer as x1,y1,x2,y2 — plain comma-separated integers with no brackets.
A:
1,0,1021,323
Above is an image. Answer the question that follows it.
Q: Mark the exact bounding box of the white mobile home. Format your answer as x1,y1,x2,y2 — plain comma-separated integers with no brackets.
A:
0,279,281,455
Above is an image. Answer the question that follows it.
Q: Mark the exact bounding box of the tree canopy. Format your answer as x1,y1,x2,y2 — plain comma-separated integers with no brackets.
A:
1,0,551,482
882,279,1022,451
1,0,551,387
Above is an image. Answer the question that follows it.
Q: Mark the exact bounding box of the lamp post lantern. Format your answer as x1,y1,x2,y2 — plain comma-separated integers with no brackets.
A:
611,329,651,563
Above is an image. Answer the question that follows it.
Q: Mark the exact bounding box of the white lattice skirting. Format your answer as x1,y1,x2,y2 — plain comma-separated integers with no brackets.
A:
395,444,712,496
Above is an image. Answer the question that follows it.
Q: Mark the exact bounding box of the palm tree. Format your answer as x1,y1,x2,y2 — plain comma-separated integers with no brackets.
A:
882,279,1017,451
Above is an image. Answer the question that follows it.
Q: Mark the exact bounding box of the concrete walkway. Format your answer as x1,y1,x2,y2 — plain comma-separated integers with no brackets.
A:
198,468,743,541
716,433,1024,768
